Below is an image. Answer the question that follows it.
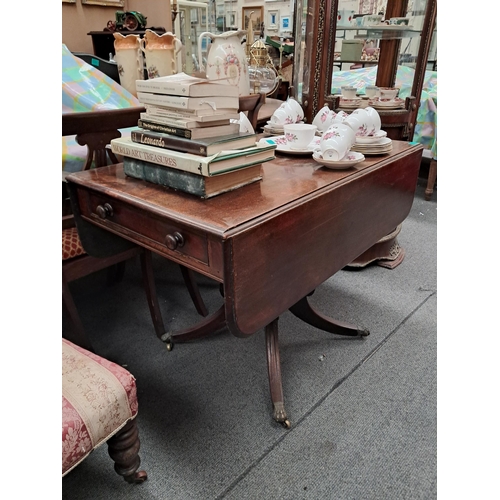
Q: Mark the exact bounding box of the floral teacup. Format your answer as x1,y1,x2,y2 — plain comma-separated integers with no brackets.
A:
312,105,336,132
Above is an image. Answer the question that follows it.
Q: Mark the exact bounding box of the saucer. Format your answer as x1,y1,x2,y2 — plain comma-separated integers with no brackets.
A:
340,100,369,109
266,120,304,130
368,97,404,109
313,150,365,169
340,98,361,105
355,130,387,144
263,124,286,136
351,137,392,155
259,135,321,155
266,122,284,132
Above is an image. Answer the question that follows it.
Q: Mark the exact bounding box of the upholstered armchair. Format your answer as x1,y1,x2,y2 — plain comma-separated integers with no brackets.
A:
62,338,147,483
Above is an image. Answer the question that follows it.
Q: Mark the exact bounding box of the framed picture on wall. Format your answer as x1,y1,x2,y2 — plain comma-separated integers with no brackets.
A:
82,0,125,6
242,6,263,33
62,0,76,4
216,16,226,32
268,10,279,30
281,16,290,31
226,11,236,29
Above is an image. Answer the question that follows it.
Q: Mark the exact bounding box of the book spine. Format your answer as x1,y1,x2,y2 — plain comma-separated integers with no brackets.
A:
123,157,262,199
144,104,238,120
138,119,193,139
137,92,238,111
110,138,210,175
130,129,208,155
140,113,230,129
135,81,189,96
111,137,276,176
123,157,207,196
145,104,199,118
135,79,240,98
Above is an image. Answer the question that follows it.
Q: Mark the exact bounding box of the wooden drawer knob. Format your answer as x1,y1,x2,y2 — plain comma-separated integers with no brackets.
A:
165,231,185,250
96,203,114,219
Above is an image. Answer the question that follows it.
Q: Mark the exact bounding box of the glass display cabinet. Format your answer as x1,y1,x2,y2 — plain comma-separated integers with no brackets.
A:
171,0,212,74
292,0,437,140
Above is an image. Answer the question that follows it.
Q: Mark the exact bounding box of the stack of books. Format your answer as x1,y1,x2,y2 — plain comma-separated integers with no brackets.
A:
110,73,276,199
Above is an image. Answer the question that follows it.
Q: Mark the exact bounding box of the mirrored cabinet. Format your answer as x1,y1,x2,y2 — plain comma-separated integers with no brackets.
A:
171,0,210,74
292,0,437,141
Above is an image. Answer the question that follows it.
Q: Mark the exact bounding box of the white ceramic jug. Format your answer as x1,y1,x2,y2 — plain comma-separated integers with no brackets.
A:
140,29,183,79
113,33,144,96
198,30,250,96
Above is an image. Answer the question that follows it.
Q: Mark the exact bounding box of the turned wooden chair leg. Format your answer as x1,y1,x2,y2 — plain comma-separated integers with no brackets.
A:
107,418,147,484
425,159,437,201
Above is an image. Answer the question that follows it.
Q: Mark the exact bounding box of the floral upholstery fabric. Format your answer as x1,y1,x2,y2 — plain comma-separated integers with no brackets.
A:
62,339,138,476
62,227,86,261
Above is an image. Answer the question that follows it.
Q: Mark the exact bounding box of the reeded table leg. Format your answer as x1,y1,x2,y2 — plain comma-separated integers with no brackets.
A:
265,318,291,429
425,159,437,201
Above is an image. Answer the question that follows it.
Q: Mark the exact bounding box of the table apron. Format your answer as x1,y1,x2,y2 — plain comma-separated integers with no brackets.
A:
75,188,225,281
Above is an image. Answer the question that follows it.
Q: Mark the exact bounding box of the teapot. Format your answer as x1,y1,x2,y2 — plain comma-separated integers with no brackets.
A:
140,29,183,79
198,30,250,96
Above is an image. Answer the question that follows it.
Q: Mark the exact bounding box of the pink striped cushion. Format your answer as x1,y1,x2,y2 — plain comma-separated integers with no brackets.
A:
62,339,138,476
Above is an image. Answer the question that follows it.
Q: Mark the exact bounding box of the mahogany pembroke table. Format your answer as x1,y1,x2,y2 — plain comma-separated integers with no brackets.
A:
66,140,423,428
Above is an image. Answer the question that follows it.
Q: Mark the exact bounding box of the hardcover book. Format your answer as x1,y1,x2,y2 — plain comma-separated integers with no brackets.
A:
123,157,263,199
137,91,239,111
135,72,240,98
144,104,239,120
110,136,276,176
137,119,240,140
140,112,235,129
130,128,257,156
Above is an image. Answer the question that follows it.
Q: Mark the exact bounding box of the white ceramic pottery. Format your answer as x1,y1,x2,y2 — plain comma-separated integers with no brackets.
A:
321,123,355,159
337,9,356,27
114,33,144,97
283,123,317,150
312,105,336,132
379,87,400,99
140,30,183,79
198,30,250,96
284,98,305,122
271,108,298,125
364,106,382,135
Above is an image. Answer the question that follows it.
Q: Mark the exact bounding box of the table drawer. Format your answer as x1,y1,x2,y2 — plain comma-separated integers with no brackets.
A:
82,191,209,265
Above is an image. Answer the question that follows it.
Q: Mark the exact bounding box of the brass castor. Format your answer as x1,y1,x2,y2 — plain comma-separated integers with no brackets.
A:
161,334,174,351
273,403,291,429
281,419,291,429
